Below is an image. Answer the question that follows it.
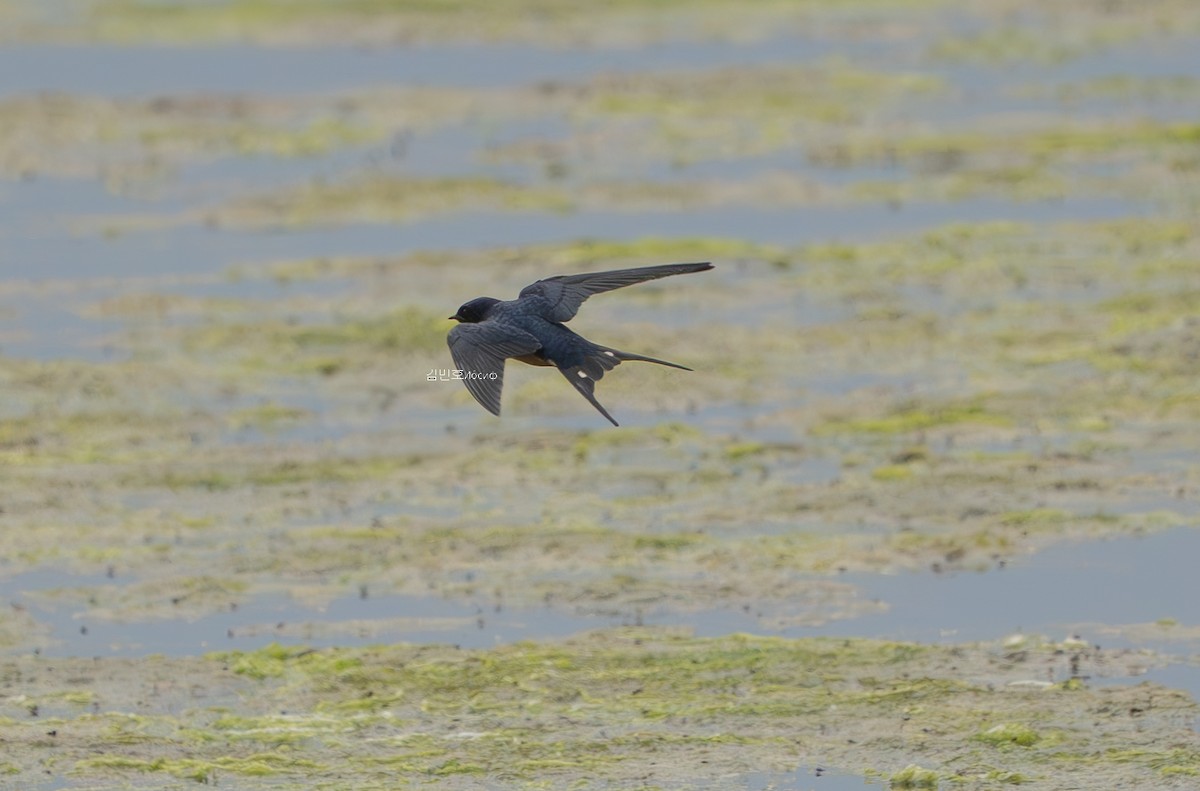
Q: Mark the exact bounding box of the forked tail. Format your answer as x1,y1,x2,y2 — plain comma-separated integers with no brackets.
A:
604,347,692,371
554,344,693,426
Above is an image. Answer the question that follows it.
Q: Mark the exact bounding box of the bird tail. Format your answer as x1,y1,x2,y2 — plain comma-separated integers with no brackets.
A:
555,344,693,427
600,346,692,371
558,368,620,426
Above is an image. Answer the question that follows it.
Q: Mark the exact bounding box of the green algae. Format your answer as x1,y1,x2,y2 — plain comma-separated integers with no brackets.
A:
68,0,955,46
200,171,834,231
226,401,312,431
31,52,1196,234
889,764,942,788
76,752,325,780
0,629,1194,788
930,2,1200,64
815,399,1014,435
871,463,916,481
1020,75,1200,103
555,60,946,163
1,11,1199,789
0,93,374,182
140,115,376,158
5,0,1200,242
250,236,776,283
213,176,574,230
976,722,1044,748
809,120,1200,176
4,213,1200,634
0,85,495,185
179,305,448,375
117,53,941,229
1,3,1200,788
0,606,50,650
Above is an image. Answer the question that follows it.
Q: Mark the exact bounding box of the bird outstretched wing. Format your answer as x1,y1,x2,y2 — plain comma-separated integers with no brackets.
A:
518,261,713,323
447,322,541,416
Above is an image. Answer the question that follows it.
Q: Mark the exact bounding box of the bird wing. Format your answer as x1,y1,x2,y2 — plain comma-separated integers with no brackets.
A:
447,322,542,416
518,261,713,322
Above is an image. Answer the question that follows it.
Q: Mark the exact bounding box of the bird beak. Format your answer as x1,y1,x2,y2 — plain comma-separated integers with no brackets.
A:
448,315,460,322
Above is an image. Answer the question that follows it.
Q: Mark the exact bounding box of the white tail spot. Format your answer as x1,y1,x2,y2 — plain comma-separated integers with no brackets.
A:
603,351,615,357
576,371,588,378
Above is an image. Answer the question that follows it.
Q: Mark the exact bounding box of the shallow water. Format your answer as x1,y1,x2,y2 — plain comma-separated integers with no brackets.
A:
836,527,1200,645
0,35,872,98
2,8,1200,788
718,768,887,791
11,527,1197,678
24,764,882,791
5,190,1145,281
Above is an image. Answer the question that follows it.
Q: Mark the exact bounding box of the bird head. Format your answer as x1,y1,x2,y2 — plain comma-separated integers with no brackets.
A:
449,296,500,323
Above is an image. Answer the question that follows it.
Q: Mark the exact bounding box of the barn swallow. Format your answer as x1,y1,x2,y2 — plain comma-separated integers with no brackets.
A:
447,261,713,426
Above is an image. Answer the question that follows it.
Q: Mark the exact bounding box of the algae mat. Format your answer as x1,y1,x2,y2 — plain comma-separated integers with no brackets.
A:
2,0,1200,788
2,629,1198,789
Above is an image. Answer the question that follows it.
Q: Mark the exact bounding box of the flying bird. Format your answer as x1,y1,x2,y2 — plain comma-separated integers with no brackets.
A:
447,261,713,426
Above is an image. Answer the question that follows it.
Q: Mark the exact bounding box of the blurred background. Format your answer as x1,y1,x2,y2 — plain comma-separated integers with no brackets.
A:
1,0,1199,785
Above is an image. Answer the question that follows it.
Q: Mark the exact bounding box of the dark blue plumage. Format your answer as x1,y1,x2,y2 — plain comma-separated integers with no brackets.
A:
447,261,713,425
